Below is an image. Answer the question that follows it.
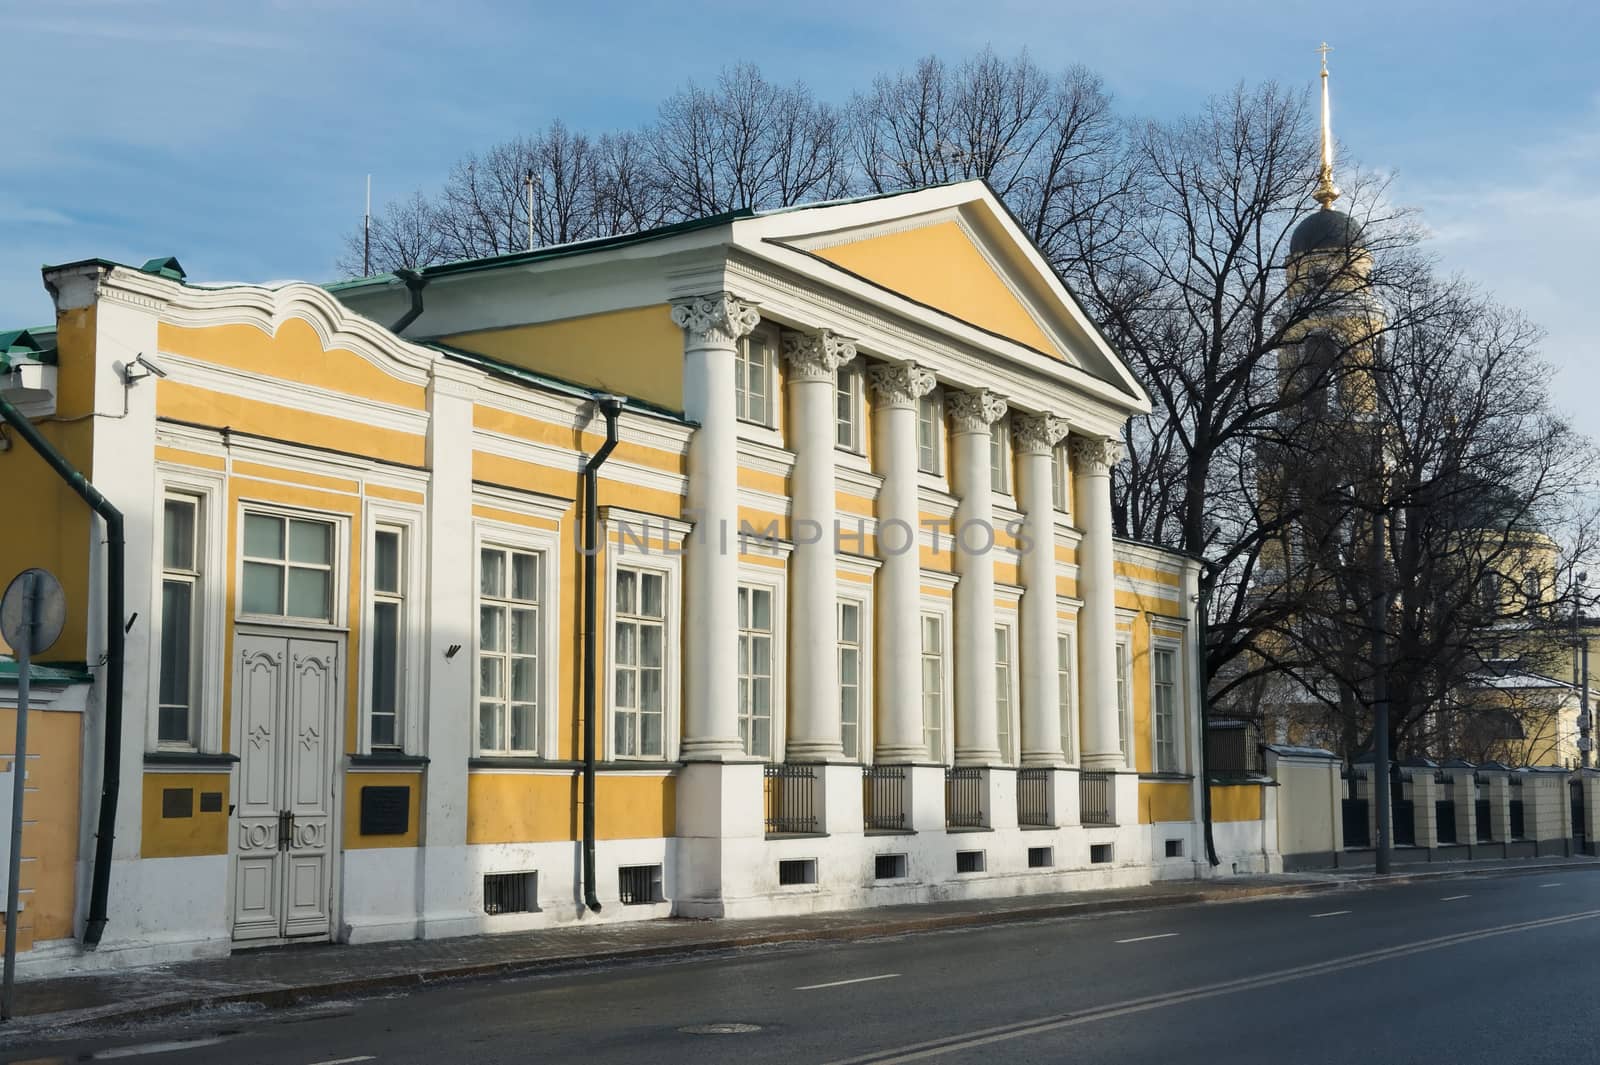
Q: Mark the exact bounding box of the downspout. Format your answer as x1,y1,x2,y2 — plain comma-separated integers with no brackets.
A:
0,393,124,945
390,269,427,334
581,394,624,913
1197,567,1219,867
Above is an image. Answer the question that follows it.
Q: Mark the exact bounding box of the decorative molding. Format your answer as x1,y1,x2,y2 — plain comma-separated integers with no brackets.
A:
946,388,1008,434
670,292,761,347
1012,412,1070,455
780,329,858,381
866,362,936,410
156,352,430,438
1071,435,1124,475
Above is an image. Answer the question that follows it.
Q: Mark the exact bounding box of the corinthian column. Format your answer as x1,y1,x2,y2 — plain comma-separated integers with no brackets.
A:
782,329,857,762
949,388,1008,766
1013,412,1069,766
1074,434,1125,770
867,362,937,763
672,292,760,761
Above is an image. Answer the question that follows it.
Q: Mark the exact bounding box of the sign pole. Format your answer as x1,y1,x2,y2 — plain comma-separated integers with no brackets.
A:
2,572,35,1022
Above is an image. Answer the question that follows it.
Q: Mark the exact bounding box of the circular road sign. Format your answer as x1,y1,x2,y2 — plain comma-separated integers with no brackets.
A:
0,568,66,657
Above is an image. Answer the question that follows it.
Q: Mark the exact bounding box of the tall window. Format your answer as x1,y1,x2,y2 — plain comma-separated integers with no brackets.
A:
921,613,945,761
1057,633,1074,762
917,391,943,475
1153,646,1179,773
1051,443,1069,513
369,526,404,749
1115,640,1131,759
836,366,862,452
614,566,666,758
839,599,863,760
158,494,202,745
995,625,1014,761
242,512,334,620
738,584,774,758
990,422,1010,494
736,331,773,425
478,546,543,755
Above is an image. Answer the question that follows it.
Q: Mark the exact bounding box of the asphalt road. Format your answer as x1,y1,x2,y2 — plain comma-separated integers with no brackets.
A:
8,869,1600,1065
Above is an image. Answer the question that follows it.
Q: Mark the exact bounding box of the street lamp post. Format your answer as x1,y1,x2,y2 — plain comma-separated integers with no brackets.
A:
1576,572,1591,769
1370,504,1392,875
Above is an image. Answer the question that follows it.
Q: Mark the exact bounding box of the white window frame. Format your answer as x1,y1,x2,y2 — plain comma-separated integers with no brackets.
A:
990,420,1012,497
919,594,955,764
835,363,865,454
1150,629,1185,775
1051,442,1070,516
994,618,1019,764
1056,625,1078,765
837,593,869,762
359,502,424,754
149,467,227,753
917,389,945,477
1114,633,1133,768
737,563,787,762
235,503,347,627
607,551,682,762
473,520,561,759
736,326,779,429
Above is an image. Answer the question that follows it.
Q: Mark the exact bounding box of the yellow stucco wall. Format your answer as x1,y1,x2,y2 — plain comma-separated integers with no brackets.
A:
1138,781,1192,824
1,708,82,951
343,771,424,849
140,772,231,858
466,772,676,844
814,222,1066,360
1211,783,1266,823
444,305,684,412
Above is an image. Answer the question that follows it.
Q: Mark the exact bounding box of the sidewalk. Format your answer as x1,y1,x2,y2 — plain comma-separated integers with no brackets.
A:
7,857,1597,1036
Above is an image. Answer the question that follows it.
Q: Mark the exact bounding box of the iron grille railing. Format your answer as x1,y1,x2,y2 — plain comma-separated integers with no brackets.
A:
1436,799,1457,844
1341,768,1369,848
1509,797,1526,840
1206,720,1264,778
764,763,818,836
1476,798,1493,841
945,766,984,829
862,765,907,832
1017,767,1051,827
1080,770,1114,826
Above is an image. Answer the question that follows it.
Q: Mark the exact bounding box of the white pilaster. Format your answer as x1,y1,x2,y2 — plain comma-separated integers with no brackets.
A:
949,389,1007,766
1013,412,1069,767
782,329,857,763
867,363,936,764
672,293,760,761
1074,434,1126,771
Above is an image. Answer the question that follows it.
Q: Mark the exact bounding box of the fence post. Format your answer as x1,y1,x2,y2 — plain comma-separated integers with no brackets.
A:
1444,764,1475,846
1409,768,1438,850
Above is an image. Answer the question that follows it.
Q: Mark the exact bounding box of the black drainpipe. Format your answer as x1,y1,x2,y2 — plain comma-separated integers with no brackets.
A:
390,269,427,333
1197,568,1219,868
0,392,125,945
581,394,624,912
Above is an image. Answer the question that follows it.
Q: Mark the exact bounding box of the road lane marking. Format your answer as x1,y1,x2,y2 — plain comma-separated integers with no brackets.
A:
1115,933,1179,944
1540,883,1562,887
91,1040,230,1059
308,1058,376,1065
1441,894,1471,901
797,973,901,990
1309,910,1351,918
821,908,1600,1064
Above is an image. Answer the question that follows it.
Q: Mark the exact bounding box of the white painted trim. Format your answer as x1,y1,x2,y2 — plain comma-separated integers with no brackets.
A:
835,583,874,764
232,499,351,630
605,545,684,763
148,465,228,754
156,352,429,437
916,595,956,765
738,561,789,762
358,501,426,754
1147,628,1185,776
472,519,564,759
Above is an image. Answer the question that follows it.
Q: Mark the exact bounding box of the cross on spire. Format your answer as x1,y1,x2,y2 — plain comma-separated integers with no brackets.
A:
1313,41,1341,209
1316,41,1333,72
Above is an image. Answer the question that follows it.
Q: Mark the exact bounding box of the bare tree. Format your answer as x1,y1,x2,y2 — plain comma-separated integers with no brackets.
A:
335,189,447,277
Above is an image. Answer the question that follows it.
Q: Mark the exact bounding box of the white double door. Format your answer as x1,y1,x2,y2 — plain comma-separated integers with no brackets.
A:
232,630,341,943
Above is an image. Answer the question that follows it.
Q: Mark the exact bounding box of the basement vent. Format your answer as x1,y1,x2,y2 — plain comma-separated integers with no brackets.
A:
955,850,986,874
1090,843,1114,865
874,853,908,880
1165,839,1185,859
1027,846,1053,869
778,859,817,886
619,864,664,905
483,871,538,915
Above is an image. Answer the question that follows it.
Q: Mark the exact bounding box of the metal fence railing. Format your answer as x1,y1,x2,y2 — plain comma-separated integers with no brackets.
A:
1341,769,1370,848
945,766,984,829
1436,799,1457,844
1080,770,1114,827
1206,720,1264,778
764,763,818,836
862,765,907,832
1017,767,1051,827
1509,776,1525,839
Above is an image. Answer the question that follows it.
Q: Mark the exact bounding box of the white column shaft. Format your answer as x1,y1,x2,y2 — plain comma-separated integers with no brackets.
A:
1076,435,1124,770
1016,431,1065,766
951,391,1005,766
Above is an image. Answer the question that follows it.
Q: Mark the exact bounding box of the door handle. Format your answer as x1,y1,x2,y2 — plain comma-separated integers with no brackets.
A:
277,809,291,851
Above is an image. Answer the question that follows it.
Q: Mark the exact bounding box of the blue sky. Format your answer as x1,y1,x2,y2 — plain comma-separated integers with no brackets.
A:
4,1,1595,434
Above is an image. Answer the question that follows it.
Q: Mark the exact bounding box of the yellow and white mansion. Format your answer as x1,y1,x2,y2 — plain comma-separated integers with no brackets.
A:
0,182,1277,971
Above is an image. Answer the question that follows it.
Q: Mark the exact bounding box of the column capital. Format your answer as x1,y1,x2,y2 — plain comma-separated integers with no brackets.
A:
1071,434,1125,475
867,362,937,410
781,329,857,382
1012,412,1070,456
947,388,1008,435
670,292,761,347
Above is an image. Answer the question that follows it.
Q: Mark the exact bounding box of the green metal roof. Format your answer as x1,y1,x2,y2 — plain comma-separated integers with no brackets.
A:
140,256,187,281
426,342,693,426
0,328,57,373
0,658,93,684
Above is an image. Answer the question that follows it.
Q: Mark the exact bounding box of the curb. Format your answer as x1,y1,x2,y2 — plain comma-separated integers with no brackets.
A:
14,859,1599,1034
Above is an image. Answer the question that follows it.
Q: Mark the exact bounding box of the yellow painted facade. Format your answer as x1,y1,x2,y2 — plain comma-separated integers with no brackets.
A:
1210,784,1266,823
343,771,424,849
0,708,81,950
140,772,231,858
1138,781,1193,824
466,772,676,844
